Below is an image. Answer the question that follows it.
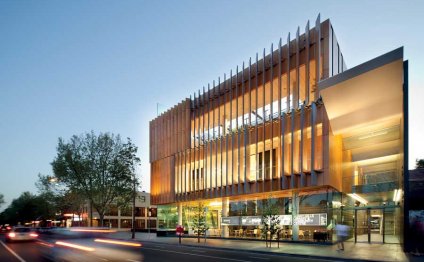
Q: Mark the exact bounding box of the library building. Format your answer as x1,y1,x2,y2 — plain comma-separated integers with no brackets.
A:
149,15,408,246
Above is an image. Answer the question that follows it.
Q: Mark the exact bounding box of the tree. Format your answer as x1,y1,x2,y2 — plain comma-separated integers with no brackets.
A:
416,159,424,169
159,207,178,229
51,132,140,227
261,196,281,247
36,173,87,226
0,192,54,225
191,202,209,243
0,194,4,208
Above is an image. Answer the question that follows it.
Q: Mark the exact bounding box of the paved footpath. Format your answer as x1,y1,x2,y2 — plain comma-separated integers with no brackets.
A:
109,231,424,262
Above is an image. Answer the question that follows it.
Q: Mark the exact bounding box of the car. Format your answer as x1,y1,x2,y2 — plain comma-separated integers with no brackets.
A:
5,227,38,242
0,224,12,233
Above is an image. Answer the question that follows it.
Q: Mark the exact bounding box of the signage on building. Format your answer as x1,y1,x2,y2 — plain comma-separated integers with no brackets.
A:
221,216,240,226
241,216,262,226
294,213,327,226
279,215,292,225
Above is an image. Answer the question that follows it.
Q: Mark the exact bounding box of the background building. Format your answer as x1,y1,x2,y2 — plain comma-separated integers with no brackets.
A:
408,168,424,253
150,16,408,246
91,192,157,231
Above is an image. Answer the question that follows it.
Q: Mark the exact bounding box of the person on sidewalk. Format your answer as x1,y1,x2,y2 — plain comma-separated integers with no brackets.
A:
335,223,349,251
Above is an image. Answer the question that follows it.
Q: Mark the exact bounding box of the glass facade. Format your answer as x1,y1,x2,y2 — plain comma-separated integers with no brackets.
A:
157,205,178,230
150,17,406,246
158,188,348,242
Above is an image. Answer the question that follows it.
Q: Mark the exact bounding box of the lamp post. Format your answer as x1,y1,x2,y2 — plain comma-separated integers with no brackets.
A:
148,207,151,235
132,175,136,239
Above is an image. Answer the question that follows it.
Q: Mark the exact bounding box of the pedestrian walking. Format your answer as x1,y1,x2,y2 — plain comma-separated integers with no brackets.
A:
335,223,349,251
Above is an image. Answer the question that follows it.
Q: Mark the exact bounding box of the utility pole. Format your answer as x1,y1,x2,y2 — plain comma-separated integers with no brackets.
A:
90,200,93,227
132,175,136,239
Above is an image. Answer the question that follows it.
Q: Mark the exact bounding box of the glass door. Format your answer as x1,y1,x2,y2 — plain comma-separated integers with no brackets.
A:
354,208,384,243
370,208,383,243
354,208,369,243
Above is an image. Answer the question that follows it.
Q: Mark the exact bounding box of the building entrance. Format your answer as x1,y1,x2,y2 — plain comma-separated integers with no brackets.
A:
353,207,401,244
354,208,384,243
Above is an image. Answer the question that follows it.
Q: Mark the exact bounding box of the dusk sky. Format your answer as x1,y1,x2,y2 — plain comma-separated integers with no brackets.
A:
1,0,423,210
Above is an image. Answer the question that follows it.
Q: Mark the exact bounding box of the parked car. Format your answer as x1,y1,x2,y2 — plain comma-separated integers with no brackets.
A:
5,227,38,242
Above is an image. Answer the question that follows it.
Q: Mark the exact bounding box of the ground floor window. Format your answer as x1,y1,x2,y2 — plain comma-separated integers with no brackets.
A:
135,219,145,229
158,187,402,243
120,219,132,228
157,205,178,230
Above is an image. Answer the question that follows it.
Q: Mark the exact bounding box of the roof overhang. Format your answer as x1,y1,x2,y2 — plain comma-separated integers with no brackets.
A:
319,47,404,135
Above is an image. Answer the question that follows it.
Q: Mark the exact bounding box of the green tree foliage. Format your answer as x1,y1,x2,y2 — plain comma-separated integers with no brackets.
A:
159,206,178,229
416,159,424,169
36,174,86,226
261,196,281,247
0,192,54,225
0,194,4,208
191,202,209,243
51,132,140,227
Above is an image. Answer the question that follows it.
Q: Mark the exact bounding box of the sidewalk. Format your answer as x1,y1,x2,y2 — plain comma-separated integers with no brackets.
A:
110,231,423,262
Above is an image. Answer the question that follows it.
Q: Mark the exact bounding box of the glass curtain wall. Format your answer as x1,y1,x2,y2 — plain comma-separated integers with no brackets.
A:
170,188,342,242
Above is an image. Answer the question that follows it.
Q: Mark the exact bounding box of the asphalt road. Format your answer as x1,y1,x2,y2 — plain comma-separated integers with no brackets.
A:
0,233,342,262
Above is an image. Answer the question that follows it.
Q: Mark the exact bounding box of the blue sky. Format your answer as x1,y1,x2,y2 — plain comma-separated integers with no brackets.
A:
1,0,423,209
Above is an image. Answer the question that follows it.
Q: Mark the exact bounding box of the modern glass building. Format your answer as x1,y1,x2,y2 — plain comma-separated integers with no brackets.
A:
149,16,408,246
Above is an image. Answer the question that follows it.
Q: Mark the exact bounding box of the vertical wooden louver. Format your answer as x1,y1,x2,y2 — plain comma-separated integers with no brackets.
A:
150,19,346,205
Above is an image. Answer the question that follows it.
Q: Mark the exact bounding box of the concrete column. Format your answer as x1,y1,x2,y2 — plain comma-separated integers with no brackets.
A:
221,198,229,237
292,191,299,240
178,203,183,226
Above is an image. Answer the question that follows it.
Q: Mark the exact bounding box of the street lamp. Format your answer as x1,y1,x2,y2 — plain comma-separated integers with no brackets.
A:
148,207,151,235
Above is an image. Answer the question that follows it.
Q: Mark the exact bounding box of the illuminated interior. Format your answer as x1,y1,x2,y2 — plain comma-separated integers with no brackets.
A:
150,17,406,245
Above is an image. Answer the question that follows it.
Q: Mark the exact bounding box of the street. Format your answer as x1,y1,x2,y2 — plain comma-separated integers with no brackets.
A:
0,233,343,262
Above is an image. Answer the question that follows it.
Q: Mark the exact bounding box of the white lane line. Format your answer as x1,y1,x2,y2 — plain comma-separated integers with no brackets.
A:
142,247,252,262
0,241,26,262
190,249,206,253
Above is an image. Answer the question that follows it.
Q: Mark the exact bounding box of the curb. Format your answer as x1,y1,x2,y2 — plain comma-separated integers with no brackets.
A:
109,236,383,262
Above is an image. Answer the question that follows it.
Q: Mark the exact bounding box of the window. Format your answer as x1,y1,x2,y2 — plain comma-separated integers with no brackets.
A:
135,207,145,217
120,206,132,216
150,208,157,217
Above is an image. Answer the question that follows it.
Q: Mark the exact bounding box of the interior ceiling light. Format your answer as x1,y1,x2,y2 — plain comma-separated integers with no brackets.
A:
347,193,368,205
358,131,388,140
208,201,221,207
393,189,402,202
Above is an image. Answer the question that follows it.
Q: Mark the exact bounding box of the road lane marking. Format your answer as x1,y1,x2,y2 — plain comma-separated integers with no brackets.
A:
190,249,206,253
126,259,141,262
0,241,26,262
142,247,252,262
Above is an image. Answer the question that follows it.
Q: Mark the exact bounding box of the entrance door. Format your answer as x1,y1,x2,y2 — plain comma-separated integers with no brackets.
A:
354,208,384,243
